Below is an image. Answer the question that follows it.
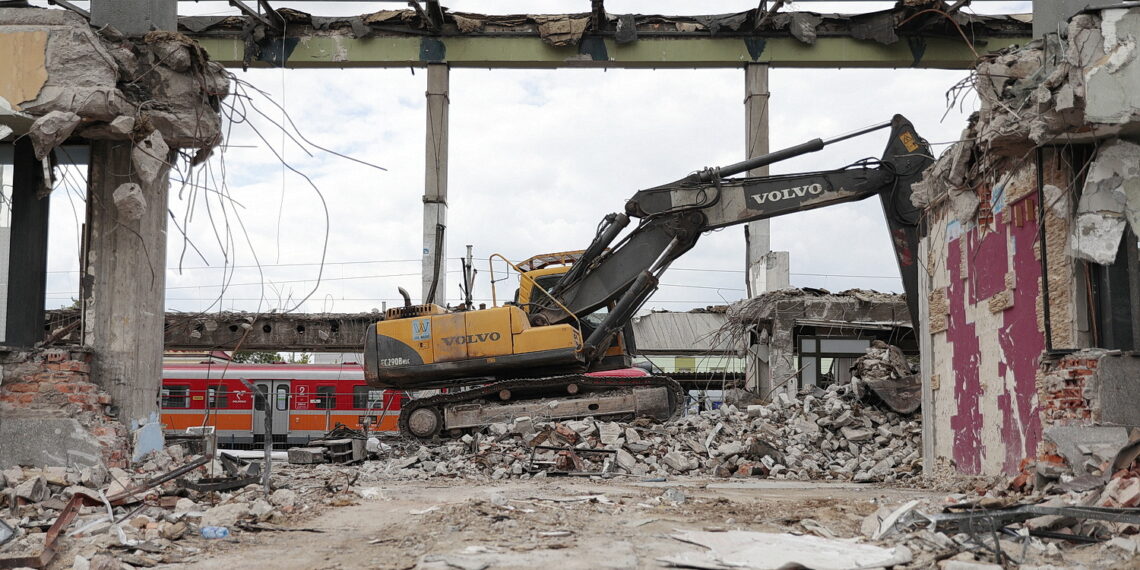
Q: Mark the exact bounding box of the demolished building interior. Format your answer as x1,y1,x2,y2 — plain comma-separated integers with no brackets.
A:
1,0,1139,568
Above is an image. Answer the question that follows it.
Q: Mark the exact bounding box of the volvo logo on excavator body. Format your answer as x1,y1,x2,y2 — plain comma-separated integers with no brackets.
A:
441,332,502,346
746,183,825,208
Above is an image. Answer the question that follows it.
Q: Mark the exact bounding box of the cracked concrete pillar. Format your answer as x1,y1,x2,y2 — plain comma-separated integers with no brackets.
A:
744,64,790,397
744,64,790,298
422,63,449,305
82,140,172,425
744,64,771,300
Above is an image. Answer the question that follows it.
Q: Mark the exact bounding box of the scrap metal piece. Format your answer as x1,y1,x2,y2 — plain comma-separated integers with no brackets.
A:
181,475,261,493
0,488,89,568
528,445,617,476
0,454,213,569
861,374,922,414
106,454,212,504
925,504,1140,534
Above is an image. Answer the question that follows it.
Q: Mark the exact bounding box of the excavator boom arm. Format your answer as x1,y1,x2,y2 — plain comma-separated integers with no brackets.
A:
532,114,932,357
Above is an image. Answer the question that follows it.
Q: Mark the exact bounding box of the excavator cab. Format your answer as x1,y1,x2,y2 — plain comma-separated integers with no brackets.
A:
514,254,633,371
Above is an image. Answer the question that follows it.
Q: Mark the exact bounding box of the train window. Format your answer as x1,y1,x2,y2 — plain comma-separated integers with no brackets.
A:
254,385,269,411
315,386,336,410
207,385,228,408
275,385,289,411
161,385,190,409
353,386,384,409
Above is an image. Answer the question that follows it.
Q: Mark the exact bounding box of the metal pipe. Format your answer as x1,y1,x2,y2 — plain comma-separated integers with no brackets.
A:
821,119,893,146
697,119,893,182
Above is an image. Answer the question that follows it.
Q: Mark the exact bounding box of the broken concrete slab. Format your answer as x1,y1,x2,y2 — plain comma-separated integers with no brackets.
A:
0,416,105,469
661,530,912,570
27,109,80,160
1044,425,1130,476
1071,138,1140,264
1085,8,1140,124
131,415,165,463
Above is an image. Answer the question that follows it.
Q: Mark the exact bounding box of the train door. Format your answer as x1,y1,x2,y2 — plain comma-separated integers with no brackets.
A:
252,380,291,446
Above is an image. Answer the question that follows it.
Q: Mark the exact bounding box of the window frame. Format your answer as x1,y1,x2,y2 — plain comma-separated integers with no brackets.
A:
353,385,384,410
161,384,191,409
315,385,336,410
207,385,228,408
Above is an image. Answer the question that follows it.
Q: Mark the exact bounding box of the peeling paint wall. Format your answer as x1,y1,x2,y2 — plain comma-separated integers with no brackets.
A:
922,154,1077,475
916,4,1140,476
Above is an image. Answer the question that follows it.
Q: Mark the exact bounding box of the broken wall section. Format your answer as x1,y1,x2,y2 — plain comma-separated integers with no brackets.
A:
725,289,912,399
913,5,1140,476
0,349,128,470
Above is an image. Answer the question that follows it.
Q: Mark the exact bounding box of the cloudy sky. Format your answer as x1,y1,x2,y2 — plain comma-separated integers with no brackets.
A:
30,1,1032,315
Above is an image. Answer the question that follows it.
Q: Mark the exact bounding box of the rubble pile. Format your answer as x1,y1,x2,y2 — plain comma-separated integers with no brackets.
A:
861,437,1140,569
367,381,921,483
0,445,307,568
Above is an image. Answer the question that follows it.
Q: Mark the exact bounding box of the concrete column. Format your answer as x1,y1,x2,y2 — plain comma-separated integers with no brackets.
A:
744,64,791,297
744,63,770,300
422,63,449,305
91,0,177,37
743,64,792,397
3,139,49,347
82,140,172,425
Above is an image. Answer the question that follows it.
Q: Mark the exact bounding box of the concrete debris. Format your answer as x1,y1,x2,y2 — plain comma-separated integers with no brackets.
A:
849,340,922,414
4,9,228,151
1085,8,1140,124
1071,138,1140,264
111,183,147,221
131,130,170,187
27,110,81,160
914,5,1140,232
0,442,306,567
356,382,919,484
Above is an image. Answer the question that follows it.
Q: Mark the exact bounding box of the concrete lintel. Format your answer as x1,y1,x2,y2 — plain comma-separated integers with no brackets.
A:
193,35,1030,70
157,311,378,352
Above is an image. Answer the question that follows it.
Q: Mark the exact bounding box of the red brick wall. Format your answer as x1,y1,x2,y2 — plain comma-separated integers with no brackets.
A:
1038,350,1103,427
1,349,129,467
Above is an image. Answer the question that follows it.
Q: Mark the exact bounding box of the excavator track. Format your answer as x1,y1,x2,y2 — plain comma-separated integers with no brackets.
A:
397,374,686,440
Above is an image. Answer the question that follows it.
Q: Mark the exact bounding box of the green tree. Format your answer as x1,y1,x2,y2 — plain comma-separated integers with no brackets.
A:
231,351,283,363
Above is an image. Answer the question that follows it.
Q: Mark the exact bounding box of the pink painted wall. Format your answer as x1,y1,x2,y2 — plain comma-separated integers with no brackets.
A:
942,192,1044,474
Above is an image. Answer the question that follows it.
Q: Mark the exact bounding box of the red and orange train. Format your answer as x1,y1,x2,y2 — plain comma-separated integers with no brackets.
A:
160,362,405,448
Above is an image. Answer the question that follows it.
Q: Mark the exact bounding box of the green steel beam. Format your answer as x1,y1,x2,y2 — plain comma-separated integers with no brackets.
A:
196,34,1031,70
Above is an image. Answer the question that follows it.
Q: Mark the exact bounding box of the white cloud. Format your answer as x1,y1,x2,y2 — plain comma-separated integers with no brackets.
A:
33,0,1030,314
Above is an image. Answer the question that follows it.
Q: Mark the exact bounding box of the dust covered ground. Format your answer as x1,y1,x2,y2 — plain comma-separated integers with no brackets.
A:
168,476,929,570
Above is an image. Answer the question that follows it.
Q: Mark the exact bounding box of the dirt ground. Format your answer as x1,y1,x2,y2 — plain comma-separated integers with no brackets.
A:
167,477,936,570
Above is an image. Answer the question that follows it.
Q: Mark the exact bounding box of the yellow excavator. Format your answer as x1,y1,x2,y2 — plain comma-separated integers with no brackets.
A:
364,115,933,439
